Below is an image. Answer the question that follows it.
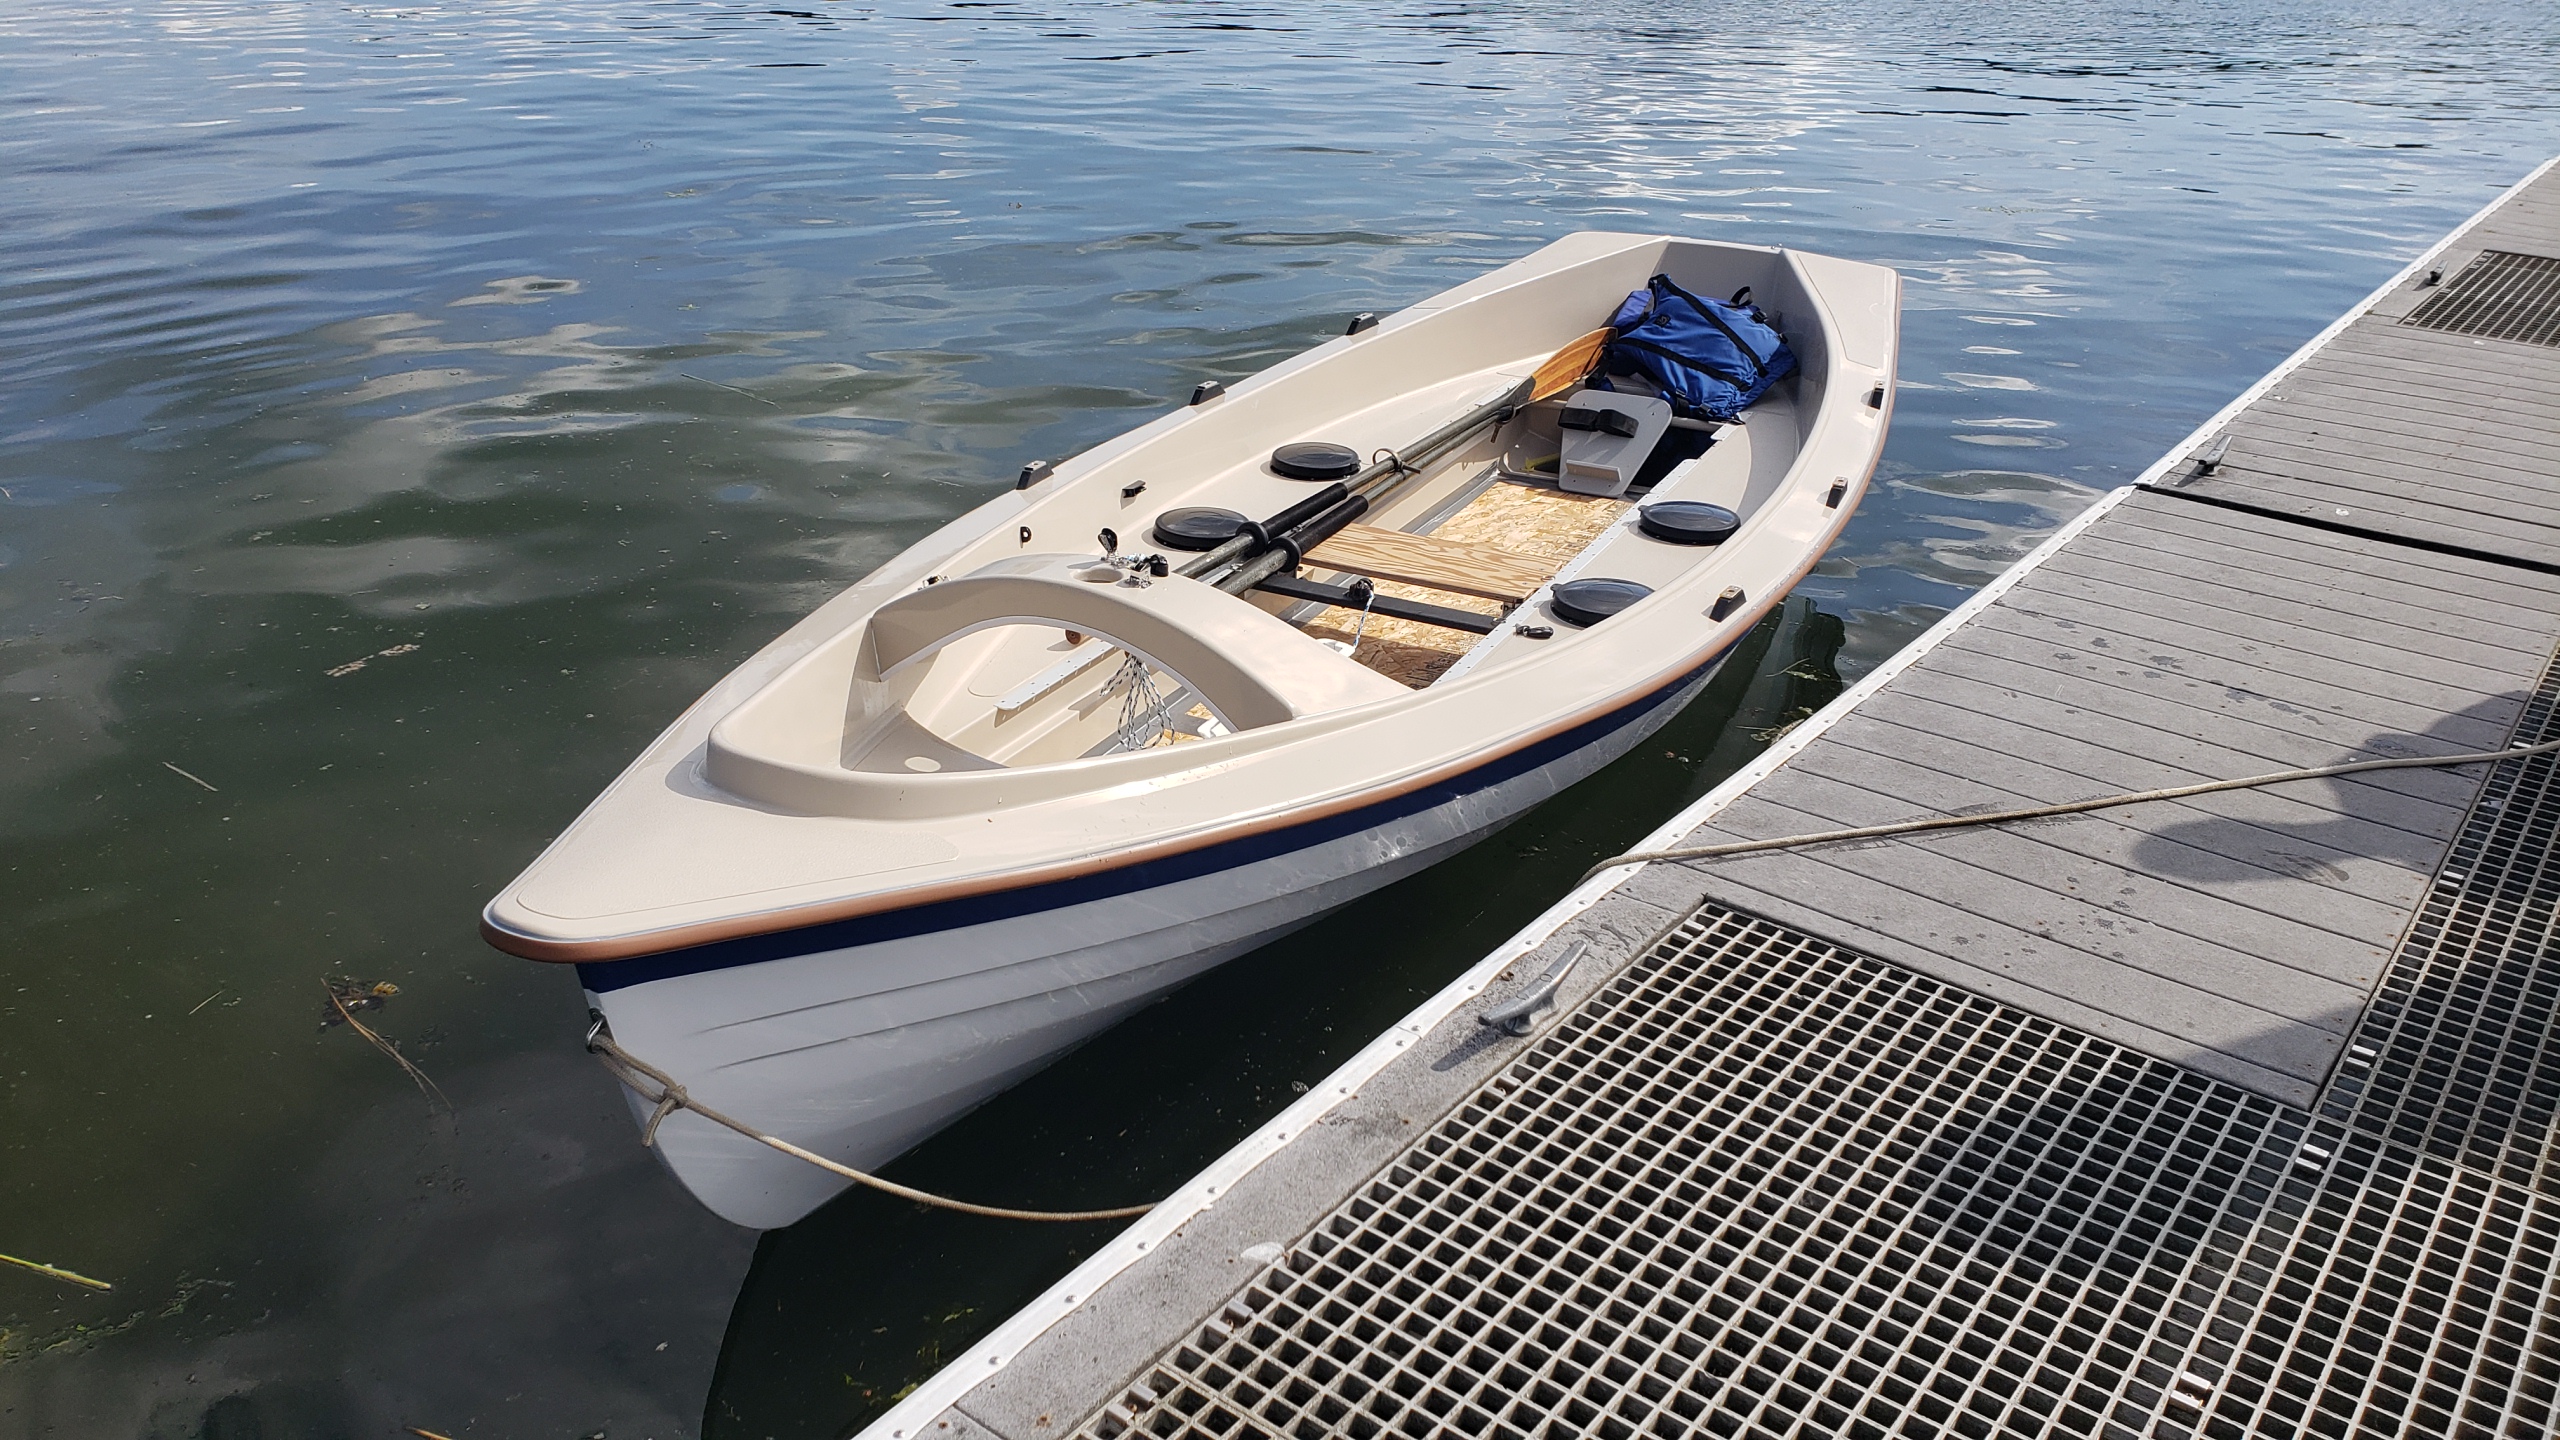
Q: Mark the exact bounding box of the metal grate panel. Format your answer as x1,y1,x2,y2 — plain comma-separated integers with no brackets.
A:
2164,659,2560,1439
2403,250,2560,347
1070,644,2560,1440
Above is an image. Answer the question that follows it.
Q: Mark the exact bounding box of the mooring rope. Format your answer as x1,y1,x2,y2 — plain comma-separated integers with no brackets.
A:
584,735,2560,1223
584,1023,1154,1223
1579,735,2560,886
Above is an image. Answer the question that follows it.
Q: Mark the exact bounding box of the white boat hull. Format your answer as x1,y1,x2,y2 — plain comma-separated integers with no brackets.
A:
583,660,1723,1228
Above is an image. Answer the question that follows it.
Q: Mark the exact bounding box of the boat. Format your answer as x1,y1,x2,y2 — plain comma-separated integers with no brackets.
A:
479,232,1902,1227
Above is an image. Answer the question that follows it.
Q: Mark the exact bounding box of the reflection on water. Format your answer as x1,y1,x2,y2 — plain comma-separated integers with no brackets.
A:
1,1,2555,1436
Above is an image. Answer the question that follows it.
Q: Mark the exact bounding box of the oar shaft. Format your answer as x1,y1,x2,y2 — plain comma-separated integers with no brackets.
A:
1173,482,1349,579
1347,379,1532,501
1178,373,1538,584
1218,493,1372,595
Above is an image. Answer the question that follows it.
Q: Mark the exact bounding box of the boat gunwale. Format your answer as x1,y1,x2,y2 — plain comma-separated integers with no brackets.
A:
483,240,1900,965
485,511,1864,966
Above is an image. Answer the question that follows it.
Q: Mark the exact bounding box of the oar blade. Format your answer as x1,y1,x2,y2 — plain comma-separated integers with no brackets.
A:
1529,327,1612,402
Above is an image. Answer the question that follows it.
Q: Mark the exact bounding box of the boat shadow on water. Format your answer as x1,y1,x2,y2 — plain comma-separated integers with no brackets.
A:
700,600,1847,1439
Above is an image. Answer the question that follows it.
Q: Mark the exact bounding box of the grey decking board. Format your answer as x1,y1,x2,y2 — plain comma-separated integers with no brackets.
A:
1626,475,2560,1101
1905,646,2488,809
2257,361,2560,433
1843,694,2461,876
2103,490,2560,611
2292,328,2560,390
2209,434,2560,519
2172,470,2558,557
2045,535,2559,666
2226,419,2560,505
2120,493,2560,601
1812,720,2430,929
1941,614,2521,752
2119,494,2560,602
2167,280,2560,569
2265,373,2560,436
2191,472,2560,559
1667,804,2372,1030
1660,843,2354,1086
1996,581,2528,714
2248,387,2560,461
1873,665,2476,836
2128,470,2560,571
2272,361,2560,418
2296,332,2560,396
2333,309,2560,364
1772,740,2416,947
1695,765,2392,998
2182,473,2560,568
2328,319,2560,376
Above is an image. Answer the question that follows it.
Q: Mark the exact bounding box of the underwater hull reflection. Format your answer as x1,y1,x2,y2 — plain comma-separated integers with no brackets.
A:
580,662,1720,1229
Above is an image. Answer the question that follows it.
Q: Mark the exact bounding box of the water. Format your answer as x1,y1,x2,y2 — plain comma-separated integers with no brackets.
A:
2,0,2554,1434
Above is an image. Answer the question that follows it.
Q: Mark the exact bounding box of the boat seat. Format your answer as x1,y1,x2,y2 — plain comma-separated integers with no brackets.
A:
867,554,1408,730
1303,523,1552,604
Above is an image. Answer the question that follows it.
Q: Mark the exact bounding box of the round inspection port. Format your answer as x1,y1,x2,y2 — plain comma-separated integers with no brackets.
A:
1550,578,1654,628
1270,441,1361,481
1636,500,1742,546
1152,506,1250,551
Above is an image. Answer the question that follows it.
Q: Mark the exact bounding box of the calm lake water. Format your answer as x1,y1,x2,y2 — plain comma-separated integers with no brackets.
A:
3,1,2557,1436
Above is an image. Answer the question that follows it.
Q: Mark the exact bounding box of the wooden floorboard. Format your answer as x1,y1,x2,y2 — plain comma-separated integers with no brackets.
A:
1303,523,1551,604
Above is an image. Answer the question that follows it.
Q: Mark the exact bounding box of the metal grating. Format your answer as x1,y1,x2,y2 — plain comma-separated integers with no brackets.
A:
2161,655,2560,1439
1069,643,2560,1440
2403,250,2560,347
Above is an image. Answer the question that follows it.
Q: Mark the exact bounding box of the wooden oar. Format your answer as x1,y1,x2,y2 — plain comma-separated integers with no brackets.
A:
1182,326,1615,584
1528,326,1612,405
1345,325,1611,501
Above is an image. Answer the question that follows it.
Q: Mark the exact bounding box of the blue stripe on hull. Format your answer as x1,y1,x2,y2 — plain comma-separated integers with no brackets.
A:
576,645,1729,993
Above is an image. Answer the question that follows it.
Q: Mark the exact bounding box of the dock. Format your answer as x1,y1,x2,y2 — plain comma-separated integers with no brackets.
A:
861,157,2560,1440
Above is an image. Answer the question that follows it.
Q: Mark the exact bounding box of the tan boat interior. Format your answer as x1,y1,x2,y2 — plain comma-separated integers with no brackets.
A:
683,234,1889,815
852,381,1782,774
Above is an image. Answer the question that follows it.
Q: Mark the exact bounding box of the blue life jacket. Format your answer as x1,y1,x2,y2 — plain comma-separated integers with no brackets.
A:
1600,276,1797,421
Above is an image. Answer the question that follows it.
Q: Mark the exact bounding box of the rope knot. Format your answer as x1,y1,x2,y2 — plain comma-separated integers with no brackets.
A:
641,1083,689,1147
